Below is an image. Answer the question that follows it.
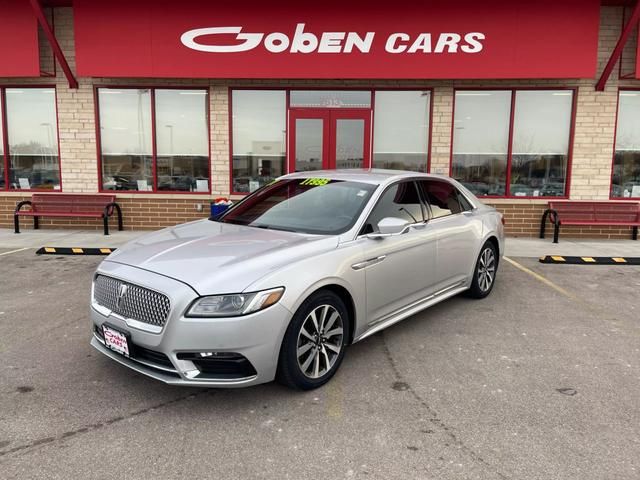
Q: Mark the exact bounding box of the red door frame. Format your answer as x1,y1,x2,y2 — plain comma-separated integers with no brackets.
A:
288,108,371,172
330,109,372,170
288,109,331,171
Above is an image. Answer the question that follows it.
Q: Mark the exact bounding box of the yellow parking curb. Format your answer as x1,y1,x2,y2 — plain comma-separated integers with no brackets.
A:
539,256,639,265
36,247,116,256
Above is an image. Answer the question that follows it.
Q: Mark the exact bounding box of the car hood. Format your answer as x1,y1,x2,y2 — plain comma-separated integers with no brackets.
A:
104,219,338,295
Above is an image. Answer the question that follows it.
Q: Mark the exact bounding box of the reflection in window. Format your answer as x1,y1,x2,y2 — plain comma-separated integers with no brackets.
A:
220,180,375,235
5,88,60,190
452,90,573,198
232,90,286,193
511,91,572,197
365,182,424,233
290,90,371,108
98,88,210,192
452,91,510,196
612,91,640,198
294,119,323,172
419,180,463,218
155,90,209,191
373,91,430,172
99,88,153,191
336,119,364,169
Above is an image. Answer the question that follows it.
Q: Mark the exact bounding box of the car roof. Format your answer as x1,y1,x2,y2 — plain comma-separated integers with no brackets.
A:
280,169,452,186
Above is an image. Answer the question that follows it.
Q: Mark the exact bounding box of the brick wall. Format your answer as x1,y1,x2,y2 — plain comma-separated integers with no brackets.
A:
1,6,639,239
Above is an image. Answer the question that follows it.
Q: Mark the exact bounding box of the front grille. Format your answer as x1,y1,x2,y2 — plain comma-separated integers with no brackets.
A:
93,275,171,328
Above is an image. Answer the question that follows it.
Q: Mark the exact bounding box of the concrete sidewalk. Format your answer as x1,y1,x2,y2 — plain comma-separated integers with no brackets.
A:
504,236,640,258
1,227,639,257
0,228,145,249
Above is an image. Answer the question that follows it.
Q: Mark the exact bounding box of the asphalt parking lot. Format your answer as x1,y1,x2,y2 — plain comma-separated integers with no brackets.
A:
1,247,639,479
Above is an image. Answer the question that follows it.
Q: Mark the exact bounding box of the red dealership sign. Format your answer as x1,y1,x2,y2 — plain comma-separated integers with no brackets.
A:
0,0,40,77
74,0,600,79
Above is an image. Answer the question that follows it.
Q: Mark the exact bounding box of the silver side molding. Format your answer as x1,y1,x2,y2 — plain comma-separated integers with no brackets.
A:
356,281,467,342
351,255,387,270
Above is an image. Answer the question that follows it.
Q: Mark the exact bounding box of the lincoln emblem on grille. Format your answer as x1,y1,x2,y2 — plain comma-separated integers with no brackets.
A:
115,284,128,309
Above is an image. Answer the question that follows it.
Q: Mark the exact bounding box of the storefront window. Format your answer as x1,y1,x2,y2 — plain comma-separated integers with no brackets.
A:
612,91,640,198
452,89,573,197
155,90,209,192
452,91,510,196
97,87,210,192
4,88,60,190
373,91,430,172
232,90,286,193
99,88,153,191
511,91,572,197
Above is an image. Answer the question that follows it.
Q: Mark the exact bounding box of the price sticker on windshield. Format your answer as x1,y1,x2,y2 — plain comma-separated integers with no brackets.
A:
300,178,331,186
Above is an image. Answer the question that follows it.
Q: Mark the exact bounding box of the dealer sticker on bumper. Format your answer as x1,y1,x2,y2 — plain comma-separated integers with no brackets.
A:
102,325,130,357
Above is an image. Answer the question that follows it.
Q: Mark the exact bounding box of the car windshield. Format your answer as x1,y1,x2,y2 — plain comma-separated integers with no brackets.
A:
217,178,377,234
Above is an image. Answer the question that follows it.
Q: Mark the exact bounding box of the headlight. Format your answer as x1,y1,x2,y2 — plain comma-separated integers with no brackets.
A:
185,287,284,317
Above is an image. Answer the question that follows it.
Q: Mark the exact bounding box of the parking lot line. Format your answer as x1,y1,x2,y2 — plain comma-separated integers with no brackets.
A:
503,256,577,300
0,247,30,257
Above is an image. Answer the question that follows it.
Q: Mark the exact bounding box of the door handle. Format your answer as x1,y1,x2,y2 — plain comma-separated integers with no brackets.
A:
351,255,387,270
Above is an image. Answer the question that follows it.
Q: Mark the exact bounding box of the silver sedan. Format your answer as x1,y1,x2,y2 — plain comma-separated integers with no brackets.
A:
90,170,504,389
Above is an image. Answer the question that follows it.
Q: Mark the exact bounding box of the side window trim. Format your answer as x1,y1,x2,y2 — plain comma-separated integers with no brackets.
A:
415,179,433,221
413,180,430,223
456,189,475,212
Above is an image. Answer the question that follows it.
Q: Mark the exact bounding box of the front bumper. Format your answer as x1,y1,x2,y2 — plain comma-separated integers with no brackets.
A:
90,262,293,387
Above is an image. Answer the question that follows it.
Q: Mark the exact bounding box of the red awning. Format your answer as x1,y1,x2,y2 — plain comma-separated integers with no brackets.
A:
0,0,40,77
74,0,601,80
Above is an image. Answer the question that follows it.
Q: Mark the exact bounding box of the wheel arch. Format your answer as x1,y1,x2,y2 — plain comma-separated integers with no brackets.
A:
287,279,358,346
315,284,357,345
485,235,500,260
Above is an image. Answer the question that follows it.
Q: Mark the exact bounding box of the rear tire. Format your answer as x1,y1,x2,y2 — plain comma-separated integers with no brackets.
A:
467,241,498,299
277,290,349,390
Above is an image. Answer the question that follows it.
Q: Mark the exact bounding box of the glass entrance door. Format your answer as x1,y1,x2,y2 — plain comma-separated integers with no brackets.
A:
289,109,371,172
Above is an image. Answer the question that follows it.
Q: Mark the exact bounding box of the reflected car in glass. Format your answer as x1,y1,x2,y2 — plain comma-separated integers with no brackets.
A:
90,170,504,389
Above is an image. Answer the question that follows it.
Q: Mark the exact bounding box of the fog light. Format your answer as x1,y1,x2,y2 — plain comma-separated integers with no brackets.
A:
178,352,240,360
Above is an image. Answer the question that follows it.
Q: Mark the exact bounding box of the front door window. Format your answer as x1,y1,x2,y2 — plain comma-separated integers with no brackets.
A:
294,118,326,172
335,118,365,169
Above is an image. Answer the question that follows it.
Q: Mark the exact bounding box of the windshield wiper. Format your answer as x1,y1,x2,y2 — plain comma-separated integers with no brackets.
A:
216,217,244,225
251,223,301,233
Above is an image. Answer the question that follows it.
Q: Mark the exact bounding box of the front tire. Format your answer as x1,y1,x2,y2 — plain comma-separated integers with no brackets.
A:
277,290,349,390
467,241,498,299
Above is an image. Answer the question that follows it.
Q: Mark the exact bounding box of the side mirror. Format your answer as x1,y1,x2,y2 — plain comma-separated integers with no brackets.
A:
366,217,410,239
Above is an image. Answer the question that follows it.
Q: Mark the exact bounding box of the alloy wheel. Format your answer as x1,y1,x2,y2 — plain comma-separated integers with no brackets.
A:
477,247,496,292
296,304,344,379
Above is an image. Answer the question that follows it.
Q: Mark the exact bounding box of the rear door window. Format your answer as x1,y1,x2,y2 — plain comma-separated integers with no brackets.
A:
418,180,464,219
457,191,474,212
